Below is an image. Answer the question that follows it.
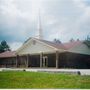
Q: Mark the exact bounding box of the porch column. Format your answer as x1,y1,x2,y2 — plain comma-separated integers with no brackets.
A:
26,54,29,68
56,51,59,69
40,53,43,68
16,55,18,67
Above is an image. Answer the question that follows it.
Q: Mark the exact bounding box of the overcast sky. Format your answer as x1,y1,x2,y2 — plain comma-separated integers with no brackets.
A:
0,0,90,50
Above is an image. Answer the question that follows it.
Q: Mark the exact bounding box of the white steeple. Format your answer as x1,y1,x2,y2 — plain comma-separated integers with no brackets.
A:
38,11,43,39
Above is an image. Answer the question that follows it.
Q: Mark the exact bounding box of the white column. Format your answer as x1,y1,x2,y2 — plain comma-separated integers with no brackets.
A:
40,53,43,68
26,54,29,68
56,51,59,69
16,55,18,68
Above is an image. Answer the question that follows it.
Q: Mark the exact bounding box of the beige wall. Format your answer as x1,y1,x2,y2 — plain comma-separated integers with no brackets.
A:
16,40,57,55
69,43,90,55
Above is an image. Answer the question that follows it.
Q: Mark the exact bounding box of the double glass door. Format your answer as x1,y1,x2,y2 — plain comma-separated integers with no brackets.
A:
42,56,48,67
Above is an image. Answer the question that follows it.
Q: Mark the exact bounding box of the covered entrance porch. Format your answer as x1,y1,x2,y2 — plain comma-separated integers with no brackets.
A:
16,51,60,68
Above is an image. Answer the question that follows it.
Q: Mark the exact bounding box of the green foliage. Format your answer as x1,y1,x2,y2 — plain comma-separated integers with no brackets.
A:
0,71,90,89
84,35,90,48
70,38,75,42
0,40,11,53
54,39,61,44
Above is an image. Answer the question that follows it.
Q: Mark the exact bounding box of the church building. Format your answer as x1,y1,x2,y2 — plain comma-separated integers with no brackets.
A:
0,37,90,69
0,14,90,69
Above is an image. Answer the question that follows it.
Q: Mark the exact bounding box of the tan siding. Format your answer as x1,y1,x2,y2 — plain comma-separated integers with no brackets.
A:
17,40,56,55
69,43,90,55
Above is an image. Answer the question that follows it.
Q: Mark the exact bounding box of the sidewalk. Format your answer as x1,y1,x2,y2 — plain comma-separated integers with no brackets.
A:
0,68,90,75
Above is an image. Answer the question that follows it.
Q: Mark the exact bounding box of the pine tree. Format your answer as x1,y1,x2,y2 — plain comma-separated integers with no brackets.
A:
0,40,11,53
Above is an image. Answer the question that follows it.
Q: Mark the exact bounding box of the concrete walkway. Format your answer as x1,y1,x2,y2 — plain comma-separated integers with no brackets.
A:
0,68,90,75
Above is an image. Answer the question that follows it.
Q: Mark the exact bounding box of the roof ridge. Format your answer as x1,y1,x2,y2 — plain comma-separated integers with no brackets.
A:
37,39,66,50
22,37,84,50
63,41,83,49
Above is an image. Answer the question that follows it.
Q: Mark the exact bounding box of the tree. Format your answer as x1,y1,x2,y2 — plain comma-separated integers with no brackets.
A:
53,39,61,44
0,40,11,53
70,38,75,42
77,39,80,41
84,34,90,48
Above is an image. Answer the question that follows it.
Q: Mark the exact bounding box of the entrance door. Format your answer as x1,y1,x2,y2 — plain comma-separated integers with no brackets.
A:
42,56,48,67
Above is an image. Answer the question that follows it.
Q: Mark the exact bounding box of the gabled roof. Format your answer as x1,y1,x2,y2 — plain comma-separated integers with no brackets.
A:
39,40,84,51
23,37,84,50
0,51,16,58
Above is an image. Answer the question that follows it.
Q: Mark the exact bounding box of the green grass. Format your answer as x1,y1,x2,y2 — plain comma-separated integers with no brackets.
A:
0,71,90,89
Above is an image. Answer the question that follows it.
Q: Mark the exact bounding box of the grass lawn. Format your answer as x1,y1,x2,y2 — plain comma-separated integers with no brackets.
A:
0,71,90,89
